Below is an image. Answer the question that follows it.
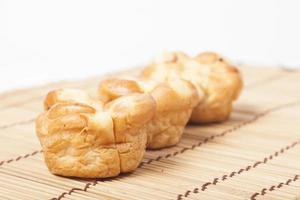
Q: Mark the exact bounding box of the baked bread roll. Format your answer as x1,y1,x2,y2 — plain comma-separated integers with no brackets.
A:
99,78,201,149
36,89,155,178
141,51,243,123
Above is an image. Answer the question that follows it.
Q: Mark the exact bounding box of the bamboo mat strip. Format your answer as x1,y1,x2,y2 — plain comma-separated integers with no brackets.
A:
191,152,300,200
250,175,300,200
177,139,300,200
0,65,300,200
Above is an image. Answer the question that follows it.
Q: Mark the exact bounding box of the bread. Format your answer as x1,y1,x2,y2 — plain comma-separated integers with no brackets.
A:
99,78,201,149
36,51,242,178
36,89,155,178
141,51,243,123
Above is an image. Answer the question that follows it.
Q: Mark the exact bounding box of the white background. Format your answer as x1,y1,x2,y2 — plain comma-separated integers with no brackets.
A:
0,0,299,93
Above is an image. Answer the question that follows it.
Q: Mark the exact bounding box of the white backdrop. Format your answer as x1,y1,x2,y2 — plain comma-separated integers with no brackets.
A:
0,0,299,92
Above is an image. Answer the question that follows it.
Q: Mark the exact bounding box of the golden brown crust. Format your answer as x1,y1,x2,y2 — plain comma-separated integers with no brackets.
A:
150,79,201,112
145,79,201,149
44,89,102,111
104,93,156,134
99,78,201,149
99,79,143,103
36,103,119,178
140,51,243,123
36,89,155,178
104,94,156,171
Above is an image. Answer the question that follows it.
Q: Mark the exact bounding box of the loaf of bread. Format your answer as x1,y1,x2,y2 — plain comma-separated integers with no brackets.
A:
36,89,155,178
99,78,201,149
141,51,243,123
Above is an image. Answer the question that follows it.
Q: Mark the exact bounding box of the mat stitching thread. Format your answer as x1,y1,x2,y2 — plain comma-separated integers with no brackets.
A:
49,180,98,200
176,139,300,200
250,175,300,200
0,150,43,167
50,101,300,200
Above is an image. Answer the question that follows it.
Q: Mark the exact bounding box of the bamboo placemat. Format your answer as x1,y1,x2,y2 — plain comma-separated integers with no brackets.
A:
0,65,300,200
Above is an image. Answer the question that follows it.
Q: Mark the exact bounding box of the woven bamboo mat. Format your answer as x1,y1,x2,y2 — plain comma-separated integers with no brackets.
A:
0,65,300,200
